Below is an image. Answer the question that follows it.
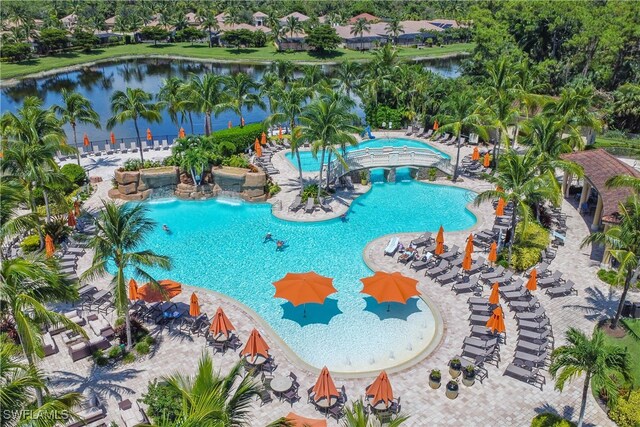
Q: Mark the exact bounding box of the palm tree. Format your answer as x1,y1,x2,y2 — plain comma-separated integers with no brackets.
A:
300,65,327,91
282,16,302,40
385,18,404,46
350,18,371,51
0,254,84,406
53,89,101,166
259,72,283,115
265,14,282,45
474,150,561,263
581,195,640,329
341,400,409,426
332,61,362,97
269,60,296,87
184,73,225,136
157,77,186,133
82,201,171,350
197,9,220,47
510,58,549,147
107,88,161,163
223,8,242,28
550,327,630,427
0,178,38,257
158,352,261,426
172,135,213,185
222,72,264,127
544,85,602,147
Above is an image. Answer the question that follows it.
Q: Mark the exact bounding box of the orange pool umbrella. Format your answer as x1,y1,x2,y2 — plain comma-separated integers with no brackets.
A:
210,307,235,338
128,279,138,300
136,279,182,303
366,371,394,408
178,127,185,138
228,120,232,129
360,272,420,311
483,152,490,168
472,146,480,161
278,126,283,140
488,241,498,263
110,131,116,145
496,185,503,193
273,272,337,306
73,200,80,217
433,119,439,131
83,133,90,146
435,225,445,255
67,210,77,227
261,131,266,145
284,413,327,427
146,128,152,141
461,246,473,271
240,328,270,362
312,366,339,403
486,306,506,334
496,198,505,216
241,117,245,127
488,282,500,305
45,234,55,257
254,139,262,157
189,292,200,317
465,233,474,254
527,269,538,292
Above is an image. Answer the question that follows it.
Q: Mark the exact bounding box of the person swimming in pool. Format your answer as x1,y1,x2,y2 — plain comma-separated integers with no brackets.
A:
264,232,273,242
163,224,171,233
340,213,348,222
276,240,285,251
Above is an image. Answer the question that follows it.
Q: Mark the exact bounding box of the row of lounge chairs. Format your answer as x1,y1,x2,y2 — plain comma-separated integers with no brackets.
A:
58,139,175,161
288,195,333,214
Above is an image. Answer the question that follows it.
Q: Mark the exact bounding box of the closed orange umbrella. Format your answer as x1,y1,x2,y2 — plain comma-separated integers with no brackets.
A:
526,269,537,292
261,131,266,145
312,366,339,403
254,139,262,157
83,133,90,146
488,282,500,305
45,234,55,257
146,128,152,141
496,198,505,216
189,292,200,317
488,241,498,263
73,200,80,217
67,210,77,227
461,246,473,271
110,131,116,145
128,279,138,300
360,272,420,311
366,371,394,408
483,153,490,168
136,279,182,303
284,413,327,427
278,126,283,140
228,120,232,129
241,117,245,127
472,146,479,161
179,127,185,138
486,306,506,334
433,120,439,131
210,307,235,338
240,328,270,362
465,233,474,254
435,225,445,255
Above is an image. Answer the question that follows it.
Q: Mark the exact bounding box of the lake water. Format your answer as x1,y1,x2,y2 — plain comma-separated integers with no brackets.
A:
0,57,462,143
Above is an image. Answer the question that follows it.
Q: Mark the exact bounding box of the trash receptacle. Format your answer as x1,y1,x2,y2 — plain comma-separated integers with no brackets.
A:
622,300,633,317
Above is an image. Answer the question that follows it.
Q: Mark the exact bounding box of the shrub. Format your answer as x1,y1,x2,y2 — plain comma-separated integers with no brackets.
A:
428,167,437,181
114,318,148,346
509,222,549,271
61,164,87,186
92,349,108,366
221,154,249,169
143,335,156,345
122,352,136,364
43,217,71,243
531,413,576,427
609,390,640,427
1,42,32,61
20,235,41,253
598,269,620,286
135,341,150,355
207,123,262,154
142,380,182,423
122,159,164,171
0,317,20,344
108,345,123,359
267,180,281,196
365,105,404,129
301,184,328,203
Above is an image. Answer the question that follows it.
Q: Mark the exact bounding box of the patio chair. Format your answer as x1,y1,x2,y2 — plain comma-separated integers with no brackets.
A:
288,195,303,212
129,141,139,153
423,129,434,139
515,307,546,321
452,276,482,294
410,256,432,272
415,127,425,137
499,279,524,293
467,296,489,306
212,341,226,354
516,339,549,355
319,198,333,212
517,316,551,332
305,198,315,213
404,126,413,136
426,260,449,277
513,351,548,367
491,271,514,285
480,266,505,281
283,389,300,407
538,271,564,288
438,245,460,260
67,393,106,427
384,237,400,256
461,344,500,366
470,304,492,314
503,363,545,390
259,390,273,406
410,232,432,248
328,404,344,421
509,296,540,312
469,314,491,325
526,262,549,277
153,140,162,150
519,328,553,344
545,280,578,298
470,326,505,343
463,336,498,349
436,266,461,285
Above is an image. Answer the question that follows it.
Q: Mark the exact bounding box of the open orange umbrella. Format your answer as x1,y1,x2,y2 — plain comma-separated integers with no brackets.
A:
488,282,500,305
146,128,152,141
486,306,506,334
189,292,200,317
128,279,138,300
488,241,498,263
240,328,270,362
73,200,80,217
433,120,439,131
110,131,116,145
274,272,337,317
284,413,327,427
496,198,505,216
254,139,262,157
366,371,394,408
178,127,185,138
228,120,232,129
210,307,235,338
483,153,490,168
435,225,445,255
472,146,479,161
312,366,339,403
360,272,420,311
241,117,245,127
83,133,90,146
526,269,537,292
67,210,77,227
136,279,182,303
45,234,55,257
261,131,266,145
278,126,283,140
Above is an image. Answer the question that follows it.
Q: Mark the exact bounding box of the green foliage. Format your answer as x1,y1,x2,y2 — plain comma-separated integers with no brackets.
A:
0,42,31,61
510,222,549,271
253,30,267,48
609,390,640,427
72,30,99,51
122,159,164,171
267,180,281,196
37,28,69,53
142,380,182,423
43,217,71,243
305,24,342,52
221,29,256,49
300,184,328,203
176,27,204,44
607,84,640,134
114,317,148,346
207,123,262,155
122,352,136,364
135,341,150,355
108,345,123,359
61,163,87,186
366,105,404,129
20,235,40,253
598,269,621,286
92,349,108,366
221,155,249,169
143,335,156,345
428,167,437,181
531,413,576,427
139,26,169,45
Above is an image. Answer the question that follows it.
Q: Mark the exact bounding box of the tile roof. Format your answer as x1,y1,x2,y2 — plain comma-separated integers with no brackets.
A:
281,12,310,22
348,13,380,24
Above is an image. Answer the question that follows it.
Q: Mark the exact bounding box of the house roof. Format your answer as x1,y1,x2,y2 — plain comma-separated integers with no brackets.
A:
185,12,199,24
219,23,271,33
104,16,116,25
280,12,310,22
429,19,460,29
253,11,268,18
61,13,77,24
348,13,380,24
336,20,444,40
560,149,640,222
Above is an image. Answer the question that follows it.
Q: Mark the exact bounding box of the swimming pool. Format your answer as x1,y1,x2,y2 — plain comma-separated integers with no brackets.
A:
128,179,476,373
285,137,450,172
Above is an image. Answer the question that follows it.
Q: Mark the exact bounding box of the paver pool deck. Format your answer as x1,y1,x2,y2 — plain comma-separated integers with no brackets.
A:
43,132,616,426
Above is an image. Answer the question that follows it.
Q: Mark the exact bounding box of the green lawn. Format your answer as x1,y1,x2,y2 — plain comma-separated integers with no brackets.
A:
601,319,640,389
0,42,474,80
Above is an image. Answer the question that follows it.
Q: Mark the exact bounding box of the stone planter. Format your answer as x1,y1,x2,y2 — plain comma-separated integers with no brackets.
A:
462,371,475,387
449,360,462,378
429,377,441,389
445,381,459,399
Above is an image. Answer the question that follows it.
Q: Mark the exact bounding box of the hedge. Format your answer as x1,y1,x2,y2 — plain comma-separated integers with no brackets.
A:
509,221,550,271
207,123,263,154
20,235,41,253
531,413,576,427
609,390,640,427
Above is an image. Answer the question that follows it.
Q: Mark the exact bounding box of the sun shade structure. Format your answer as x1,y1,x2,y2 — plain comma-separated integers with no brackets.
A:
465,233,474,254
210,307,235,338
366,371,394,408
483,153,490,168
254,139,262,157
496,198,505,216
472,146,479,161
526,269,537,292
284,413,327,427
273,272,337,306
228,120,232,129
45,235,54,257
110,132,116,144
435,225,445,255
189,292,200,317
278,126,283,140
488,242,498,263
146,128,152,141
128,279,138,300
360,272,420,309
241,328,270,361
136,279,182,303
179,127,185,138
261,131,266,145
462,246,473,271
67,211,76,227
312,366,339,403
489,282,500,305
486,306,506,334
83,133,89,146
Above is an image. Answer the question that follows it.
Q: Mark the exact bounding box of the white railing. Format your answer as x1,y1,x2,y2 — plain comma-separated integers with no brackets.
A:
325,147,453,178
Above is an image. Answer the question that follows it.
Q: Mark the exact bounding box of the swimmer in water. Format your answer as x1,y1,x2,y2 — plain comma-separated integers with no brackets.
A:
276,240,284,251
163,224,170,233
264,232,273,242
340,213,348,222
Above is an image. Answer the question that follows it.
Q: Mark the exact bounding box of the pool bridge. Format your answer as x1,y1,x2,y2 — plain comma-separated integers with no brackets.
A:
324,146,453,181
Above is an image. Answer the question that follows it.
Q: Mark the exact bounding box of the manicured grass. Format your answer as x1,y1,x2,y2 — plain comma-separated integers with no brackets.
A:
601,319,640,389
0,42,474,80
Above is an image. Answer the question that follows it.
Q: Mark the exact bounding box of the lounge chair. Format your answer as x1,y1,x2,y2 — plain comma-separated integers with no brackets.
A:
470,326,504,343
463,336,498,349
161,139,170,150
426,259,449,277
452,276,482,294
526,262,549,277
502,289,527,301
410,232,432,248
470,303,492,314
517,317,551,331
515,307,546,321
465,257,486,275
519,328,553,344
503,363,545,390
538,271,564,288
546,280,578,298
509,296,540,312
515,339,549,354
489,271,514,286
513,350,548,367
384,237,400,256
469,314,491,325
410,256,432,272
423,129,434,139
288,195,303,212
404,126,413,136
461,344,500,366
91,145,102,156
305,198,315,213
67,393,106,427
467,296,489,306
480,266,505,281
499,279,524,293
43,332,59,356
119,400,149,427
153,140,162,150
438,245,460,260
89,315,115,339
435,266,460,285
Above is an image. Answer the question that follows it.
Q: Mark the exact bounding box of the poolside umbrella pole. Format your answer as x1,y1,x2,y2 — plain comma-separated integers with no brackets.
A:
360,271,420,312
273,272,336,317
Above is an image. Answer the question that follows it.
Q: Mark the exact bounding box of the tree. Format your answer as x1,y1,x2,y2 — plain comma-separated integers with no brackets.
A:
544,85,602,147
550,328,630,427
184,73,225,136
172,135,213,185
54,89,101,166
341,400,408,426
37,28,68,53
197,9,220,48
220,29,254,50
608,83,640,133
0,179,38,257
282,15,303,40
139,26,169,45
332,61,362,97
305,24,341,52
385,18,404,46
71,29,98,51
157,77,186,132
222,72,264,127
107,88,161,162
350,18,371,51
177,27,204,46
0,42,31,61
269,60,296,87
82,201,171,350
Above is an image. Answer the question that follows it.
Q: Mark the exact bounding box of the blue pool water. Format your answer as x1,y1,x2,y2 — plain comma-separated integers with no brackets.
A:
129,180,476,372
285,137,450,172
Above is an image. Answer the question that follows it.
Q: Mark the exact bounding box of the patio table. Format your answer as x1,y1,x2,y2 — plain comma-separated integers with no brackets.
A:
270,375,293,394
243,354,267,366
314,396,338,408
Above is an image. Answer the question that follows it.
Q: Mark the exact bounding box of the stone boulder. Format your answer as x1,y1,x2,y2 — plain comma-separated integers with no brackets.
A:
114,170,140,185
117,182,138,195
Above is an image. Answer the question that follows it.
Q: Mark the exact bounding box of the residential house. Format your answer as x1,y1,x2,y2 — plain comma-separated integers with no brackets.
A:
348,13,380,24
279,12,310,24
253,11,268,27
61,13,78,30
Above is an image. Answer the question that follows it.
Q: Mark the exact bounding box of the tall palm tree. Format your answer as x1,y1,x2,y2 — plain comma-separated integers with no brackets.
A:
222,72,264,127
300,64,327,92
269,60,296,87
385,18,404,46
282,15,302,40
158,352,261,426
157,77,186,133
265,14,282,45
223,8,242,28
259,72,283,115
197,9,220,47
53,89,101,166
550,328,630,427
82,201,171,350
341,400,408,426
332,61,362,97
544,85,603,147
350,18,371,51
0,178,38,257
184,73,225,136
0,254,84,406
106,88,161,163
510,58,549,147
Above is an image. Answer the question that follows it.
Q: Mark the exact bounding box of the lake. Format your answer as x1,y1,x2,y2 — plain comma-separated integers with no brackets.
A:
0,57,462,143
